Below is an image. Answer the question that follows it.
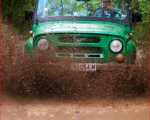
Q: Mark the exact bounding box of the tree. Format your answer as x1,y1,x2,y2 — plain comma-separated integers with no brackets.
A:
2,0,33,30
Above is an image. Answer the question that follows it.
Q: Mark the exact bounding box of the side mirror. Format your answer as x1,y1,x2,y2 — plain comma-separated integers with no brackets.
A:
25,10,33,21
132,13,142,22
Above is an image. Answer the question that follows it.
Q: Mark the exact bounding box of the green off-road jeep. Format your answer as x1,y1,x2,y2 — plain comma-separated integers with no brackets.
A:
24,0,141,80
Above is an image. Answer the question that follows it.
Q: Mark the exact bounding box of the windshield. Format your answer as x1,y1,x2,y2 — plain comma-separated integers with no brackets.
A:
37,0,129,21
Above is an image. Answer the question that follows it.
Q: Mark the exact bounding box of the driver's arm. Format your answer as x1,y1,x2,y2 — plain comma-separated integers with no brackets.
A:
113,7,121,15
93,6,104,17
107,6,121,15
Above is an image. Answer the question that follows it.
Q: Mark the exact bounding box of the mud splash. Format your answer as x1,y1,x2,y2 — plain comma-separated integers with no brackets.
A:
2,24,148,100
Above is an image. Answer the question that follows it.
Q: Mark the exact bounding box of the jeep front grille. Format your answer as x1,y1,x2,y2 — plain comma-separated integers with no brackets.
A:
59,36,100,43
56,46,103,53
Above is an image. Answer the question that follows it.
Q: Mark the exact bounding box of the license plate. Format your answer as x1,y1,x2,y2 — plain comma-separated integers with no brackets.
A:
71,63,96,71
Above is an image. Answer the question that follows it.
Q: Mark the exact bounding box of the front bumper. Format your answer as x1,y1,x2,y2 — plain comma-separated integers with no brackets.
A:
31,61,134,80
95,62,133,71
33,61,134,71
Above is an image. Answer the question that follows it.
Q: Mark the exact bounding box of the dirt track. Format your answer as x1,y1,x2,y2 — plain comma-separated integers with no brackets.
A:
2,94,149,120
1,24,149,120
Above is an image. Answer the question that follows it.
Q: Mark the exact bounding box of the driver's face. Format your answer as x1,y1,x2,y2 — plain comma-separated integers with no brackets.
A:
102,0,111,7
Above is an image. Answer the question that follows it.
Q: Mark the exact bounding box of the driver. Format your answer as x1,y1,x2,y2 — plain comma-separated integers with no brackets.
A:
93,0,121,18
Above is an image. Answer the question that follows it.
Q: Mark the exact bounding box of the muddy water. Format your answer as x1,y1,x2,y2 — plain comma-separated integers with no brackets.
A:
2,25,149,120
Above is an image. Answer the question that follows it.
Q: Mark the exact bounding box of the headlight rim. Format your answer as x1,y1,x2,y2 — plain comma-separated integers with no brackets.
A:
109,39,123,53
36,38,50,51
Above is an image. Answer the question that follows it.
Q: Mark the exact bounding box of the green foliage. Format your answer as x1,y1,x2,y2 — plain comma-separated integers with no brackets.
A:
2,0,33,34
132,22,148,46
131,0,149,25
131,0,149,47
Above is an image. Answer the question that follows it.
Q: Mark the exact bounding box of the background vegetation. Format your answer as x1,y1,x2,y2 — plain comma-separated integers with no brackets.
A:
2,0,33,35
131,0,149,47
2,0,149,46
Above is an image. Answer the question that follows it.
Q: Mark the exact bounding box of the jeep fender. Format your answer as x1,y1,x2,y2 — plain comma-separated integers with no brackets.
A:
24,37,34,54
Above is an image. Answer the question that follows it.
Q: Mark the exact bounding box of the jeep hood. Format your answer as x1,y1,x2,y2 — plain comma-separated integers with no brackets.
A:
32,21,130,39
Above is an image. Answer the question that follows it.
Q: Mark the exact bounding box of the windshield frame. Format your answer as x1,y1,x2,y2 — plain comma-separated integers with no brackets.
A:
32,0,131,26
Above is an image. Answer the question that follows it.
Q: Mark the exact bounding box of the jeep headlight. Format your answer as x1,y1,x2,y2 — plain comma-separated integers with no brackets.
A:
109,40,122,53
37,38,50,51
